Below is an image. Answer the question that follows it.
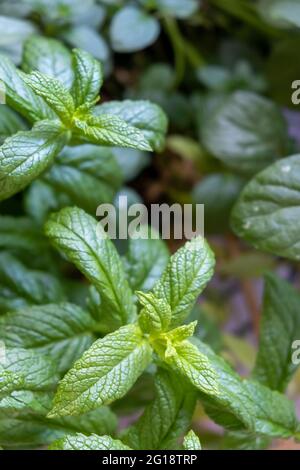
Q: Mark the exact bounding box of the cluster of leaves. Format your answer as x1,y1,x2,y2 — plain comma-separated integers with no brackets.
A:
1,208,300,450
1,0,300,452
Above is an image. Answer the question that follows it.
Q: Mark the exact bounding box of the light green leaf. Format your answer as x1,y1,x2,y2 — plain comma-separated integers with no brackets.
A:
49,433,131,450
201,91,289,175
71,49,103,108
74,114,152,151
123,229,169,292
0,403,117,449
0,53,55,122
48,324,153,417
138,291,172,334
1,348,58,397
193,338,300,439
94,100,168,152
124,369,196,450
253,273,300,391
0,252,64,314
22,36,74,89
183,430,202,450
110,6,160,53
112,147,150,182
23,71,75,122
24,180,68,225
44,144,122,212
0,120,67,201
231,154,300,260
45,207,136,330
153,237,215,327
0,105,27,145
160,339,219,396
0,303,96,374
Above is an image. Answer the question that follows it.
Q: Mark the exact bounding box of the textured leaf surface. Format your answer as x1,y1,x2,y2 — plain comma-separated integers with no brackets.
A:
24,71,75,122
95,100,168,152
253,273,300,391
162,340,219,396
44,144,121,212
137,292,172,334
124,369,196,450
45,207,136,329
0,121,66,201
0,54,54,122
183,430,202,450
0,348,58,398
74,114,152,151
0,252,64,314
231,154,300,260
201,91,289,175
49,433,131,450
153,237,215,327
22,36,73,88
0,303,95,374
71,49,103,107
193,338,300,439
48,324,152,417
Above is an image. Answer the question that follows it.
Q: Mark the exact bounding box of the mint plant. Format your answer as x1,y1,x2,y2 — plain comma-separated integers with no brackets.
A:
0,207,300,450
0,39,167,202
1,0,300,452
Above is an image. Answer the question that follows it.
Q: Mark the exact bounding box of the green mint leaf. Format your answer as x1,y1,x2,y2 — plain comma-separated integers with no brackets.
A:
0,215,47,255
74,114,152,151
43,144,122,213
24,180,68,226
22,36,74,89
253,273,300,391
0,120,67,201
231,154,300,260
0,404,117,449
123,228,170,292
48,324,152,417
193,338,300,439
165,322,198,343
124,369,196,450
183,430,202,450
137,291,172,334
45,207,136,330
109,6,160,53
258,0,300,29
153,237,215,327
49,433,131,450
94,100,168,152
0,252,64,314
0,54,55,122
0,106,27,145
0,303,96,374
71,49,103,108
159,339,219,396
1,348,58,397
23,71,75,122
201,91,289,175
